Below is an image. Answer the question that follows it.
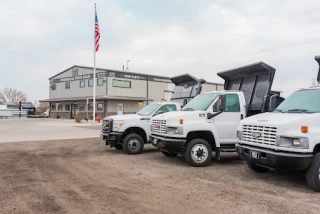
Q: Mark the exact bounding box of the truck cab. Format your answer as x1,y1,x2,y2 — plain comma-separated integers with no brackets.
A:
100,74,205,154
151,62,283,167
236,56,320,191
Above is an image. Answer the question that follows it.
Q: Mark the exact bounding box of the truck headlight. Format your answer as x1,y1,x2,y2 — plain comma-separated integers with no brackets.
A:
279,137,309,149
113,120,124,131
166,127,183,135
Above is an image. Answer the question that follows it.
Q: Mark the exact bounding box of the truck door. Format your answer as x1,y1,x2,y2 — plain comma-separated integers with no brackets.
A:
212,94,241,143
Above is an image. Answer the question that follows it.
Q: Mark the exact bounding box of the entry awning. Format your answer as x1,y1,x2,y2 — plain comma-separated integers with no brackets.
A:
39,96,153,102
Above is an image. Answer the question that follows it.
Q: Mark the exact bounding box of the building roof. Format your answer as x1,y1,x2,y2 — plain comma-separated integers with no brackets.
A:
49,65,172,80
39,95,153,103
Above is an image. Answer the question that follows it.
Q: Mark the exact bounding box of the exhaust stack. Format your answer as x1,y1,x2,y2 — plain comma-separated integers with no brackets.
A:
315,56,320,85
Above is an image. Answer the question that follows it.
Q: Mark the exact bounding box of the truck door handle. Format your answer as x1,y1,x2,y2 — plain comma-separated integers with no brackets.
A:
240,114,244,120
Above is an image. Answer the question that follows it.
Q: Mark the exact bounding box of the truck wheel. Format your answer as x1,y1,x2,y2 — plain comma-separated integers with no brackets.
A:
114,144,123,150
122,133,144,154
162,151,178,157
185,139,212,167
247,161,269,173
306,153,320,192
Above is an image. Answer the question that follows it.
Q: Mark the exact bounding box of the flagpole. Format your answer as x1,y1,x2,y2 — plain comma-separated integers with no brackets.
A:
93,3,96,121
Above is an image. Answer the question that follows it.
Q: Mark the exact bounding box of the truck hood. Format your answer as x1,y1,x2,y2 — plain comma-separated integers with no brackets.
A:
104,114,145,121
153,111,207,125
241,112,315,126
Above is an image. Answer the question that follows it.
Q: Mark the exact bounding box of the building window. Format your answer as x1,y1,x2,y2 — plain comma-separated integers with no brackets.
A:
65,104,70,111
65,82,70,89
112,79,131,88
97,103,104,111
51,104,56,111
58,104,63,111
79,104,85,111
97,78,104,86
88,79,94,87
72,68,78,76
80,80,85,88
52,84,56,90
88,103,93,111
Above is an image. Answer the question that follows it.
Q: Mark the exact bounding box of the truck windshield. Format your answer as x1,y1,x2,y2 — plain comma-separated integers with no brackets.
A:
274,89,320,113
182,93,219,111
137,104,160,116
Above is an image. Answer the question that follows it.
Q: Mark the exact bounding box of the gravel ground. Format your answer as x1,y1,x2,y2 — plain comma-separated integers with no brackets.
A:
0,138,319,214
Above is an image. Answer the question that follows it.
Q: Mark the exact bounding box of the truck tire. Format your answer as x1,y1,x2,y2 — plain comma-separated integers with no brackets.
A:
247,161,269,173
162,151,178,157
122,133,144,154
114,144,123,150
184,139,212,167
306,153,320,192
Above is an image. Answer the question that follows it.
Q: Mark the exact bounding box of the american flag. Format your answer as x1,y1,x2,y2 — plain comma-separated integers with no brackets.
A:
95,9,100,52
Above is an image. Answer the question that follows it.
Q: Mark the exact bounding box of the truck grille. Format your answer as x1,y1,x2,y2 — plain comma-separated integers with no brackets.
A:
102,119,112,133
242,125,277,145
152,120,167,134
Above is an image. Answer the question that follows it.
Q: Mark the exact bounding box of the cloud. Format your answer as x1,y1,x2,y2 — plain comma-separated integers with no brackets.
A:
1,0,320,102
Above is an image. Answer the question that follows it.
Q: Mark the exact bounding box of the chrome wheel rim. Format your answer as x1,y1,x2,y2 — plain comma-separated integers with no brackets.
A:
128,138,140,151
191,144,209,163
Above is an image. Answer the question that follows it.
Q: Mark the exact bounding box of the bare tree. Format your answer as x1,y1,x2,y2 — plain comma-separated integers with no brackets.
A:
0,87,28,103
38,102,49,113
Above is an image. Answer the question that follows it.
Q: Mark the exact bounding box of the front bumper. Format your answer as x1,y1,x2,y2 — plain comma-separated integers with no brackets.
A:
150,134,187,154
100,132,123,145
236,143,313,171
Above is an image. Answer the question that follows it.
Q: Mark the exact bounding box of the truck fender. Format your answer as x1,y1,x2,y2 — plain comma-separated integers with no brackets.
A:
120,123,151,141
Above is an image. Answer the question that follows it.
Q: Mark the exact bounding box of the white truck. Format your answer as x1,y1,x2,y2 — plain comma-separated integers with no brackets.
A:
236,56,320,192
100,74,206,154
151,62,284,166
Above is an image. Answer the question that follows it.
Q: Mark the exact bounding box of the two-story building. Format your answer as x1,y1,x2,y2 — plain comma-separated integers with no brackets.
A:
40,65,224,119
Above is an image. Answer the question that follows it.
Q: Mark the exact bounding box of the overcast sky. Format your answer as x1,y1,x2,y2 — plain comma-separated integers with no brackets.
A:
1,0,320,102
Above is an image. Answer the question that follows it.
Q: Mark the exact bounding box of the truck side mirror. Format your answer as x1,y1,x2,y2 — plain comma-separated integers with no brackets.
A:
208,95,226,119
218,94,226,111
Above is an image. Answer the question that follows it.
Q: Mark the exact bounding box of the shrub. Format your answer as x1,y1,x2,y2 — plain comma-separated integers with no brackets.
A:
75,111,81,123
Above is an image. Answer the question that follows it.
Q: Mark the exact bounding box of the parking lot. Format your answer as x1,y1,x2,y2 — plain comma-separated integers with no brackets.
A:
0,120,320,213
0,118,101,143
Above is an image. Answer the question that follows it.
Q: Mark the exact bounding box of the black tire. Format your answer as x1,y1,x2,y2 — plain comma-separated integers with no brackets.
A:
162,151,178,157
122,133,144,154
306,153,320,192
247,161,269,173
114,144,123,150
184,139,212,167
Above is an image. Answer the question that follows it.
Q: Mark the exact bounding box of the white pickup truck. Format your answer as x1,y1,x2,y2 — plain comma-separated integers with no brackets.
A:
236,56,320,191
151,62,284,166
101,74,206,154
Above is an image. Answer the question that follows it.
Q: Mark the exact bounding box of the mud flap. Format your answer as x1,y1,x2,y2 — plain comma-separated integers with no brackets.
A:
216,147,221,161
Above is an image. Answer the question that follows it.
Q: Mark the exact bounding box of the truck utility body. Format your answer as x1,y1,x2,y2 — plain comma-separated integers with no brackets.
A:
236,56,320,191
151,62,283,167
100,74,206,154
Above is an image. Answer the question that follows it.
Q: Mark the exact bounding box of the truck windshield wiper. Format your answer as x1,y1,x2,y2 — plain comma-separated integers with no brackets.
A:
183,108,195,111
273,109,284,113
287,109,313,113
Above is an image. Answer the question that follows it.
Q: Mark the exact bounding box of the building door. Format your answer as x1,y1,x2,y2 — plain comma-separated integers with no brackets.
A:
71,104,78,119
117,103,123,115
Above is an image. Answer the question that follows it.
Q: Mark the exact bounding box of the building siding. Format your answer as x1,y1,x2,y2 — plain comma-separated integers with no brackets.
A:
50,67,107,99
107,77,147,97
